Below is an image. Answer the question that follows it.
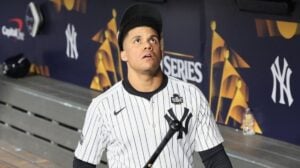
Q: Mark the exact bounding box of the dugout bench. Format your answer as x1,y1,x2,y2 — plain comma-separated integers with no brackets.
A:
0,73,300,168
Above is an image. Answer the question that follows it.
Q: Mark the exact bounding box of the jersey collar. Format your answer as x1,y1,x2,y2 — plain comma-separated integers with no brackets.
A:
122,73,168,100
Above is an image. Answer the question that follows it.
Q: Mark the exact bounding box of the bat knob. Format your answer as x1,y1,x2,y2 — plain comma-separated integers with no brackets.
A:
170,120,181,131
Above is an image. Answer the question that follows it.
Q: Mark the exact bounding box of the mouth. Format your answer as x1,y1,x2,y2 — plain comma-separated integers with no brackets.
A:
142,53,153,59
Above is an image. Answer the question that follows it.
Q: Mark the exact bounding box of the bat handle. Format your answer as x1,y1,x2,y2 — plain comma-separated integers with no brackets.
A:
144,120,181,168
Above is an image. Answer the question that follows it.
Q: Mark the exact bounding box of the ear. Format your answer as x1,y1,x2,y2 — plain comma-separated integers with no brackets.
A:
120,50,128,62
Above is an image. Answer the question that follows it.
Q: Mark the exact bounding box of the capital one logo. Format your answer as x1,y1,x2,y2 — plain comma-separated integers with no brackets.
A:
65,23,78,59
270,56,293,106
1,18,25,41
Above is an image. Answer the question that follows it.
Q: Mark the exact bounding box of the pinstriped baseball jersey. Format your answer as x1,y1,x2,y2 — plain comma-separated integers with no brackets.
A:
74,75,223,168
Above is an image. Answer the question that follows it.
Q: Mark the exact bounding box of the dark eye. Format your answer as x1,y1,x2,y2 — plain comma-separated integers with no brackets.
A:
149,37,158,44
133,38,141,44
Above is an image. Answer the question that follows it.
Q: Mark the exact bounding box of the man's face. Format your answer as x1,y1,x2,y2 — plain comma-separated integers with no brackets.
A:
121,26,162,76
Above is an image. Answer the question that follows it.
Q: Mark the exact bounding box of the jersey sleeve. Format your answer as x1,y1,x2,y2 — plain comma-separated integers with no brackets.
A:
74,98,110,165
194,89,224,152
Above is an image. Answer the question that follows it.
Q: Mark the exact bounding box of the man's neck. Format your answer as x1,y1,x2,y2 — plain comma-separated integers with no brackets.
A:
127,70,163,92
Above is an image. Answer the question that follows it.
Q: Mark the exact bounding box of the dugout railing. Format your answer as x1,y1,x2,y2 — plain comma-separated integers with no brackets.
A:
0,73,300,168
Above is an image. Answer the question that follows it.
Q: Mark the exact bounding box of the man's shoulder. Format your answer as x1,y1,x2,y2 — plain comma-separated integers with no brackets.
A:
167,76,199,89
93,81,123,102
166,75,205,98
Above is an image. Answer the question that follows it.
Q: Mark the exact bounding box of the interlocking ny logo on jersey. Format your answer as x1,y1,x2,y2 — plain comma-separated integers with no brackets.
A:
171,94,183,104
165,107,192,139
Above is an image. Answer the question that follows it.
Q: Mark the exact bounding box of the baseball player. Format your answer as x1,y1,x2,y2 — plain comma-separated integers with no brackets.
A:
73,3,232,168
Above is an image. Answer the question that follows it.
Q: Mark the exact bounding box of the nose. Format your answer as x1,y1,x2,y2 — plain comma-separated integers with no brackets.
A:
144,41,152,50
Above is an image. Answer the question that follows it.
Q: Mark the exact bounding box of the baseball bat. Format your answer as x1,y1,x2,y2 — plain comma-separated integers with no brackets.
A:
143,120,181,168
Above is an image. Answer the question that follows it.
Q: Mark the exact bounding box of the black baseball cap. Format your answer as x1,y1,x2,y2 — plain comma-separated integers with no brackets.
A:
118,3,162,51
